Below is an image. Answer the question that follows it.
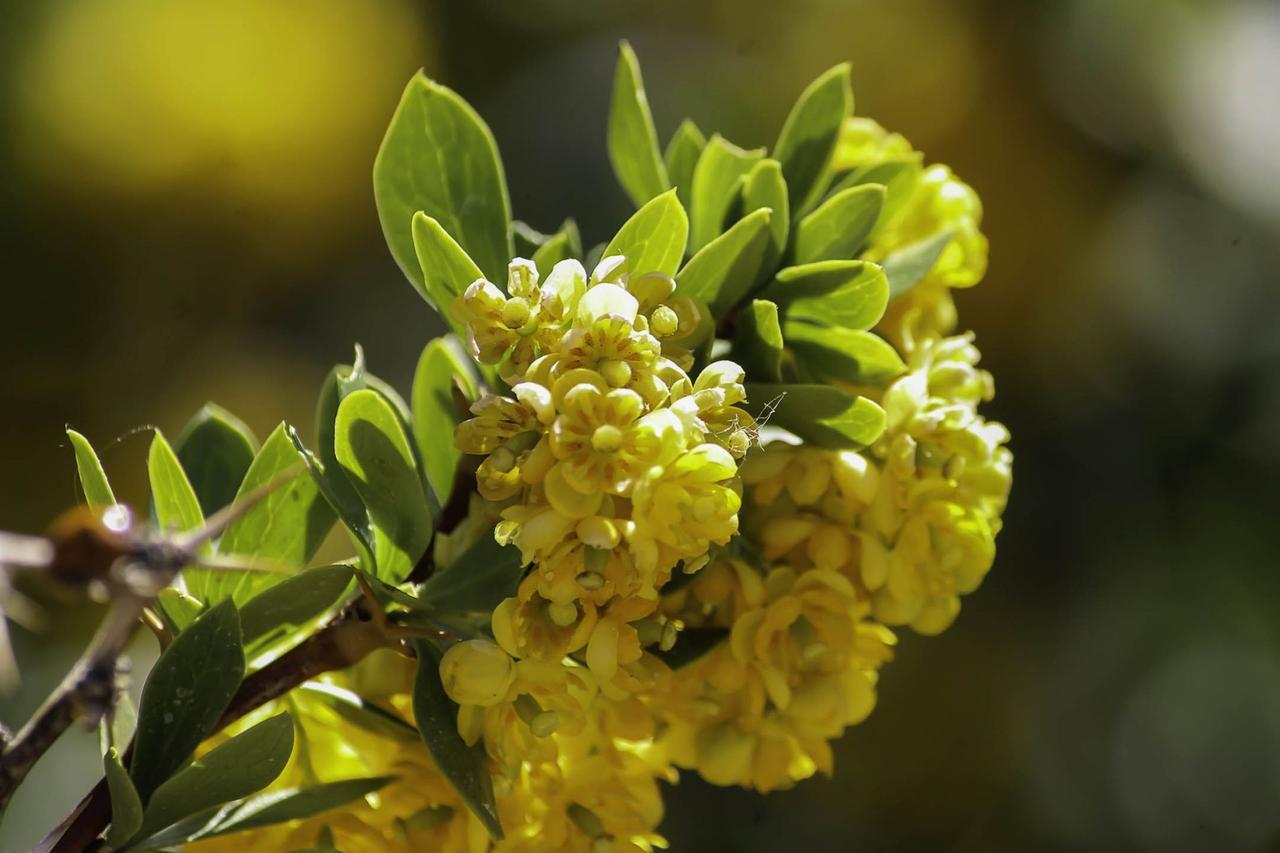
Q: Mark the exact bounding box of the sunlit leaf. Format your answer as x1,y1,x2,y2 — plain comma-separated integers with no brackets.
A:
828,155,921,235
741,158,789,263
793,183,885,264
664,119,706,212
602,189,688,277
238,566,355,654
173,404,258,519
334,390,434,584
147,430,205,546
411,639,502,840
66,428,116,510
773,63,852,214
676,207,772,314
743,383,886,449
689,135,764,253
130,600,244,802
607,41,669,207
374,72,512,293
409,213,486,326
763,260,889,331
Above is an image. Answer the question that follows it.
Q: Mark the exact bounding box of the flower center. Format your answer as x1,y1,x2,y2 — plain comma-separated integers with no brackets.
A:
650,304,679,337
501,297,532,330
591,424,624,453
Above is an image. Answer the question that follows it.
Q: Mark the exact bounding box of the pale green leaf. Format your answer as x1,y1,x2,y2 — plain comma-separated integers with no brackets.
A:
734,299,784,383
675,207,772,314
743,383,886,449
664,119,706,212
130,600,244,802
602,189,688,277
742,158,789,262
883,230,953,299
607,41,669,207
412,338,477,507
173,404,258,519
793,183,885,264
374,72,512,292
334,390,434,584
784,321,906,386
104,747,143,848
412,639,502,840
410,212,486,325
828,155,921,235
147,431,205,543
773,63,852,213
155,588,203,634
689,135,764,253
763,260,889,331
134,713,294,842
66,429,116,510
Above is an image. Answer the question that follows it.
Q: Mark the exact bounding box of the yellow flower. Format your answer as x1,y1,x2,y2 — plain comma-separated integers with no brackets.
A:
439,639,517,707
629,443,742,575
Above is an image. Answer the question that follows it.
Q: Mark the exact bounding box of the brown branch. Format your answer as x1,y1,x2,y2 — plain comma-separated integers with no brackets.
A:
45,612,389,852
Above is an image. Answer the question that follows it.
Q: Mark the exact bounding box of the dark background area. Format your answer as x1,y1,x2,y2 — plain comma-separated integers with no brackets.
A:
3,1,1280,850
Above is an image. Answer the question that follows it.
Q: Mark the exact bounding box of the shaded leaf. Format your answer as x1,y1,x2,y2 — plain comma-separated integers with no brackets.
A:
131,600,244,802
374,72,511,294
173,405,258,519
66,428,116,510
689,135,764,253
311,353,379,570
412,338,477,507
134,713,294,841
773,63,852,214
239,566,355,653
334,390,434,584
202,776,395,838
664,119,706,212
743,383,886,448
763,260,888,331
299,681,420,741
419,533,522,615
784,321,906,386
607,41,669,207
602,189,688,277
104,747,143,849
734,300,784,383
411,639,502,840
794,183,885,264
530,219,582,277
882,230,953,299
675,207,772,314
827,156,921,235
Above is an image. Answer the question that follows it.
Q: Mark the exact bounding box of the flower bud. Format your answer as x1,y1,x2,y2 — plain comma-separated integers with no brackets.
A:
439,640,515,707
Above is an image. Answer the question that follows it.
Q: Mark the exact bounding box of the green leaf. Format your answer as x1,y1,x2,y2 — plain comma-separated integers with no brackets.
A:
410,212,486,323
311,353,379,570
147,430,206,542
607,41,669,207
882,230,953,299
602,189,688,277
412,338,477,507
299,681,420,741
134,713,294,842
828,156,921,235
793,183,885,264
743,383,886,449
173,404,258,519
742,158,790,262
664,119,706,212
334,390,434,584
689,135,764,253
530,219,582,277
130,600,244,802
411,639,502,840
675,207,772,314
784,321,906,386
66,429,116,510
155,588,203,634
218,423,335,567
653,628,725,669
419,533,521,615
773,63,852,214
201,776,395,838
238,566,355,653
734,300,784,383
104,747,143,848
374,72,512,293
763,260,889,331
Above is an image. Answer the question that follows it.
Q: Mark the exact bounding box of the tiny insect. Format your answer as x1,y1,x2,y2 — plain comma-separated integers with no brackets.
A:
713,392,787,454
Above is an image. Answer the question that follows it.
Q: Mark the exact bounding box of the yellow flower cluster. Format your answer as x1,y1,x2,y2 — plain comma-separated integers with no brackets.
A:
453,256,747,691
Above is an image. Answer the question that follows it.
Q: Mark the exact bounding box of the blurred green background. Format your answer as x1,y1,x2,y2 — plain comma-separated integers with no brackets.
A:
4,0,1280,850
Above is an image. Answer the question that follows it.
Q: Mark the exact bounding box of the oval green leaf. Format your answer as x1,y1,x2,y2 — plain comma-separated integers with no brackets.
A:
882,230,954,299
602,189,688,277
762,260,889,331
607,41,669,207
148,430,206,546
411,212,486,323
742,158,789,262
203,776,396,838
744,382,886,449
689,135,764,253
664,119,706,212
794,183,885,264
412,337,477,507
783,321,906,386
733,299,784,383
238,565,355,654
675,207,772,314
173,404,259,519
773,63,852,214
66,428,116,510
104,747,143,848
